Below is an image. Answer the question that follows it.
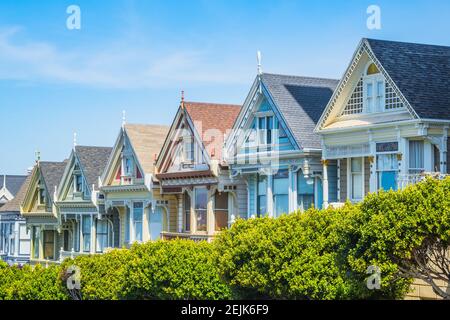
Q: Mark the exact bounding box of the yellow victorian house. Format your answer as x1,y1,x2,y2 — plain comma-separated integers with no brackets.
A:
99,123,172,247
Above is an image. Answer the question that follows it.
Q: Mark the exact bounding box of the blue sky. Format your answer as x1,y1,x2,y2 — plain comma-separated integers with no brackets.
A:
1,0,450,174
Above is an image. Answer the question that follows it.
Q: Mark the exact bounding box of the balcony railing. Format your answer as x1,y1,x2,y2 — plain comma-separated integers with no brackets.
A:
398,172,449,189
161,232,216,243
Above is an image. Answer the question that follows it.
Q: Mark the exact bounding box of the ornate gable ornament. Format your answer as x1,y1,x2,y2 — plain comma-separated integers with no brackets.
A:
315,39,419,131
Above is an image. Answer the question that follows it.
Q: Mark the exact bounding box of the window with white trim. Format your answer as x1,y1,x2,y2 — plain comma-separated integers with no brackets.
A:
409,140,425,174
257,116,274,145
342,63,404,116
133,202,143,242
350,158,363,201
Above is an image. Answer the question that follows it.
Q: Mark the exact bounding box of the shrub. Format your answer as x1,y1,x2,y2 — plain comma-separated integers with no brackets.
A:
0,263,67,300
61,248,133,300
346,177,450,299
215,206,359,300
123,240,232,300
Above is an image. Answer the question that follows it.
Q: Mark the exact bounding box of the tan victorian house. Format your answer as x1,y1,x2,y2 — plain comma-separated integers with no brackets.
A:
155,100,247,242
99,123,171,246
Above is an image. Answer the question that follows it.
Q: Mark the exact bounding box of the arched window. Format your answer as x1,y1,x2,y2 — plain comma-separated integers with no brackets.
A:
364,62,384,113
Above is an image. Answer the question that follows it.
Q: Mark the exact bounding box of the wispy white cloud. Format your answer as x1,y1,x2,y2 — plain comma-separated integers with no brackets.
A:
0,26,248,89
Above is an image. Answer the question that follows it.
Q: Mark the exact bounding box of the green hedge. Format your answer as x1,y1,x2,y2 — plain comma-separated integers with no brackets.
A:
0,177,448,300
0,262,67,300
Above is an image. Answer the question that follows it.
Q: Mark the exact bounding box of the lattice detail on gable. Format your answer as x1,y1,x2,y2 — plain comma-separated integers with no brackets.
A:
342,78,363,115
318,41,418,129
385,81,404,110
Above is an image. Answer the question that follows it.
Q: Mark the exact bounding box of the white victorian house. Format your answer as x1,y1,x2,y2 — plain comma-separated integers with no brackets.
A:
315,38,450,204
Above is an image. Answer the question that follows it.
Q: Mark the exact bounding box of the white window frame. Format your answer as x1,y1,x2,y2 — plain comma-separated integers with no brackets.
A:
408,140,425,174
347,157,365,202
363,63,385,114
256,113,275,147
375,142,399,191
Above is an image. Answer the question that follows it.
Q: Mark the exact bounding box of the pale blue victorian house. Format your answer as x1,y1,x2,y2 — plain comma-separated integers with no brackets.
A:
224,71,340,217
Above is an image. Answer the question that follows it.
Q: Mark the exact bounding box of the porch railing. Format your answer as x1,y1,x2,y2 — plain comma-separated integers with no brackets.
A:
160,232,216,243
397,172,449,190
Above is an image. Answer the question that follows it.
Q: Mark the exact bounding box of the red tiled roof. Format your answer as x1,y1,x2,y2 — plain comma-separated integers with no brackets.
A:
183,101,241,160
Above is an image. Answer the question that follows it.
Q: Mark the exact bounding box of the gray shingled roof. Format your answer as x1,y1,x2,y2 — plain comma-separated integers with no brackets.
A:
39,161,68,202
0,174,32,213
261,73,339,149
366,38,450,120
0,175,27,197
75,146,112,190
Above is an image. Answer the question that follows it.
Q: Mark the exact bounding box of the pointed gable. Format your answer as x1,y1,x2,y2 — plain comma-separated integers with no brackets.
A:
102,124,169,186
0,174,31,213
366,38,450,119
184,102,241,161
39,161,68,202
317,38,450,131
261,74,339,149
124,124,170,174
0,175,27,198
75,146,112,190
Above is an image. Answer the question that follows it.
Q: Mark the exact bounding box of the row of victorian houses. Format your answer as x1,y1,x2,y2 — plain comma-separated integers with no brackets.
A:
1,38,449,269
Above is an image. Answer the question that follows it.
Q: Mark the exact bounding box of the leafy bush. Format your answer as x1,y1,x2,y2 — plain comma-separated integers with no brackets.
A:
0,263,67,300
123,240,231,300
215,206,359,300
346,177,450,299
61,248,133,300
0,178,448,300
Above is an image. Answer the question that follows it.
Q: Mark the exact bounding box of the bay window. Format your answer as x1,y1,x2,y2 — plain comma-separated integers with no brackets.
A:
350,158,363,201
184,192,191,232
43,230,55,260
377,154,398,191
409,140,425,174
214,192,229,231
257,174,267,217
96,219,109,252
195,188,207,232
133,202,143,242
273,169,289,217
82,215,91,252
297,170,314,211
376,142,399,191
32,226,40,259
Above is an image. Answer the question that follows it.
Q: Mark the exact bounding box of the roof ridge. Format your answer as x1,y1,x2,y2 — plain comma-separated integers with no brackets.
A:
262,72,339,82
365,37,450,50
75,145,112,149
184,101,241,107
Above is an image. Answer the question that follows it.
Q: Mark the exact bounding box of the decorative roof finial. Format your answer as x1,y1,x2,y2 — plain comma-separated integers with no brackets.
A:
122,110,126,128
73,132,77,148
35,150,41,164
257,50,262,75
2,174,5,190
181,90,185,109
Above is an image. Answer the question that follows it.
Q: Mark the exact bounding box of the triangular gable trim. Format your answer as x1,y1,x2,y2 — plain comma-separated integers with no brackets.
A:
21,165,51,212
56,150,91,201
315,39,419,131
101,127,147,186
156,106,212,174
224,75,300,159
